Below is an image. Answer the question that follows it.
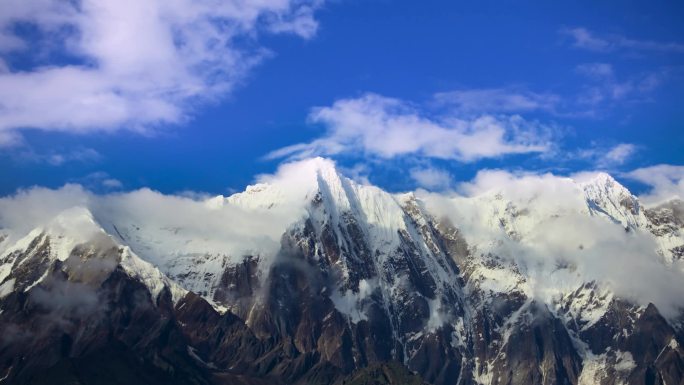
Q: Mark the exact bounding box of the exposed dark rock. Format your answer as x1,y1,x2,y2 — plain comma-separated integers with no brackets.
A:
0,267,211,385
1,190,683,385
334,361,427,385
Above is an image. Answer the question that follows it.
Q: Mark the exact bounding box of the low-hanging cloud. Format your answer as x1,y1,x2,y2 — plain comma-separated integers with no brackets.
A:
420,168,684,318
2,158,683,319
267,93,554,162
0,0,323,145
0,159,327,272
409,166,453,190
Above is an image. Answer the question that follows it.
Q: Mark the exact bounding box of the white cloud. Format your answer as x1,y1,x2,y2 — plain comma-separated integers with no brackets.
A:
561,27,613,52
267,93,553,162
101,178,123,189
0,0,322,145
625,164,684,205
575,143,637,168
0,184,91,235
0,160,322,268
561,27,684,53
410,166,453,190
434,88,560,114
601,143,636,166
421,169,684,317
1,158,684,319
456,170,585,215
266,2,321,38
338,163,372,185
330,278,378,323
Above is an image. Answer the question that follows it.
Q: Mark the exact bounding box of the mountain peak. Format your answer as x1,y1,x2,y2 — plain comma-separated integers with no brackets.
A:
48,206,98,230
576,171,632,197
288,157,346,191
221,157,346,210
575,172,642,227
43,206,109,259
576,171,617,186
590,171,616,184
307,156,340,174
2,162,684,385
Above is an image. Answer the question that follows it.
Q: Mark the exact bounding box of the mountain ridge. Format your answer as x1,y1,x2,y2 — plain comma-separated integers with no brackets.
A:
0,158,683,384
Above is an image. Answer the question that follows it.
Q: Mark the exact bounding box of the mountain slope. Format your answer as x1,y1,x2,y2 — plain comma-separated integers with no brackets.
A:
0,158,683,385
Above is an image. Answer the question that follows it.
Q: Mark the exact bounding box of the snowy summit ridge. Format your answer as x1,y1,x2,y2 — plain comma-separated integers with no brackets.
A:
0,158,683,385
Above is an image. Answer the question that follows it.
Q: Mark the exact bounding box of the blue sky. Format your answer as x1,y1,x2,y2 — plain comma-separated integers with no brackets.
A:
1,0,683,198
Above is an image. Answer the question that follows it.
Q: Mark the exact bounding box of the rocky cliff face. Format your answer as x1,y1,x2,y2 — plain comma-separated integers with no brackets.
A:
0,158,683,384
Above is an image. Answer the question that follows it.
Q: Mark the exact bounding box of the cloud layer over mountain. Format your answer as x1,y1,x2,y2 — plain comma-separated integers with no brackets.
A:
1,158,683,318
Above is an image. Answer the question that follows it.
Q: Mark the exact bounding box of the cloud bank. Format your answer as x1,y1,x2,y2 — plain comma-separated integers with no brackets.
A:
420,168,684,318
0,0,322,145
267,93,553,162
410,166,453,190
2,158,683,319
0,159,333,271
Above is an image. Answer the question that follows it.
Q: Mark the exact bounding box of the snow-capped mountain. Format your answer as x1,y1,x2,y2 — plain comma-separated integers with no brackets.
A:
0,158,683,385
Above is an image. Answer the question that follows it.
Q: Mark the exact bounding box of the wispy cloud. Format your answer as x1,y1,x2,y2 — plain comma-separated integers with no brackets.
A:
574,143,638,169
0,130,23,147
15,147,102,166
74,171,123,191
433,88,561,114
559,27,680,116
601,143,637,166
410,166,453,190
267,93,554,162
575,63,614,79
561,27,684,53
0,0,323,145
575,64,669,111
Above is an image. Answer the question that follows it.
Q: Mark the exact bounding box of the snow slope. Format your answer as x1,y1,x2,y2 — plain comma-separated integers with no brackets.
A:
1,158,683,385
